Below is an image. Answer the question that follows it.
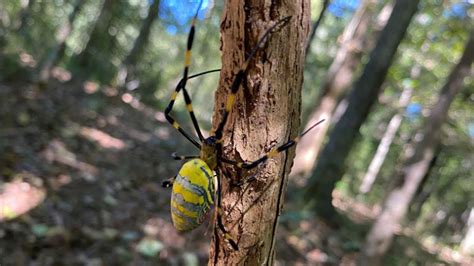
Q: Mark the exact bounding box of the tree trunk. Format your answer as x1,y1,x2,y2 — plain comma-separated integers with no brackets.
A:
115,0,160,89
303,0,419,224
209,0,310,264
77,0,114,68
15,0,36,32
38,0,85,82
291,0,391,177
305,0,330,56
0,0,8,50
461,207,474,254
359,64,419,194
362,33,474,265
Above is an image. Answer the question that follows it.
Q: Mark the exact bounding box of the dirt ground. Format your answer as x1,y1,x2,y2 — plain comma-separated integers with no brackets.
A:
1,79,472,265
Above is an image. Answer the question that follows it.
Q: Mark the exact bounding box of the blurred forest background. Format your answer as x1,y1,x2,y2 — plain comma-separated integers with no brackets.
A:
0,0,473,265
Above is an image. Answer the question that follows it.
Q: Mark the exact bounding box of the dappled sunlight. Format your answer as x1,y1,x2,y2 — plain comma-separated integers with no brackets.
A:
80,127,127,150
41,139,98,176
51,67,72,82
19,52,36,67
83,81,99,94
0,174,46,221
120,92,167,123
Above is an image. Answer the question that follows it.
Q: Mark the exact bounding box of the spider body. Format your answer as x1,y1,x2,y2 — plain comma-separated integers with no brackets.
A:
171,158,214,232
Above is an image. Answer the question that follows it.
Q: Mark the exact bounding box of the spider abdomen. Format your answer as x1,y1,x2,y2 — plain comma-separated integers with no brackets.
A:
171,159,215,232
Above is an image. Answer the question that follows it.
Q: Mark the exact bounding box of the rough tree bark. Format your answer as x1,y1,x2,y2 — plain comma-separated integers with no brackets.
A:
362,33,474,265
208,0,310,264
303,0,420,224
291,0,392,177
114,0,160,89
38,0,85,82
359,64,419,194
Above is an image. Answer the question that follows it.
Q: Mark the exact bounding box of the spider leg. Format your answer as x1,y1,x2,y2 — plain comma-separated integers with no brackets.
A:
212,16,292,141
214,168,239,250
164,0,207,148
221,119,325,170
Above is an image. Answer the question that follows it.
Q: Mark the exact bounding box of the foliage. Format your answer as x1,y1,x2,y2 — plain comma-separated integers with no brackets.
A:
0,0,472,264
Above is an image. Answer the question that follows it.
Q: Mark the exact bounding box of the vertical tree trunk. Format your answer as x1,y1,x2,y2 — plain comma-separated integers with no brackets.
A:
15,0,36,32
38,0,85,82
291,0,391,177
362,33,474,265
209,0,310,264
77,0,114,68
461,208,474,254
303,0,420,224
305,0,330,56
0,1,8,50
115,0,160,88
359,64,419,194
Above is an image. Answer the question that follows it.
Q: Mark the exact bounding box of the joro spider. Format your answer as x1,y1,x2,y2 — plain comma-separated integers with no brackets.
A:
162,1,324,251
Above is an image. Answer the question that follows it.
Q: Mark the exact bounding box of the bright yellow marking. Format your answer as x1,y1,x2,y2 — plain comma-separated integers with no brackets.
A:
184,50,192,66
267,149,279,158
171,213,188,232
173,181,204,205
171,199,198,219
171,91,178,100
179,159,214,205
172,121,180,129
225,94,235,111
186,103,193,112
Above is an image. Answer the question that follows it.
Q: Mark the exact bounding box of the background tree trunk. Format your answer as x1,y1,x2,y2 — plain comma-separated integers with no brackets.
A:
359,64,419,194
114,0,160,89
303,0,420,224
77,0,114,69
15,0,36,32
362,33,474,266
208,0,310,264
38,0,85,82
291,0,392,178
305,0,330,56
461,207,474,254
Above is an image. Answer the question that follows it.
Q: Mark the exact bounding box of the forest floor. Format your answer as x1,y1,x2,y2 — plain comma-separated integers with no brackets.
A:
1,74,473,265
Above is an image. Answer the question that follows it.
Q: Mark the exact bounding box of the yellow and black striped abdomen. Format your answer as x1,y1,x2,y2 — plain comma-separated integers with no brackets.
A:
171,159,215,232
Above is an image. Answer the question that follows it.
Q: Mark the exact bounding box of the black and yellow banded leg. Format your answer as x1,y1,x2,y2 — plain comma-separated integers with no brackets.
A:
164,0,206,148
213,16,292,141
221,119,325,170
216,207,239,250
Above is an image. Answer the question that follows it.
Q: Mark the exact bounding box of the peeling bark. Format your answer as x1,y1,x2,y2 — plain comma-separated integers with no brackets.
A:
208,0,310,264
